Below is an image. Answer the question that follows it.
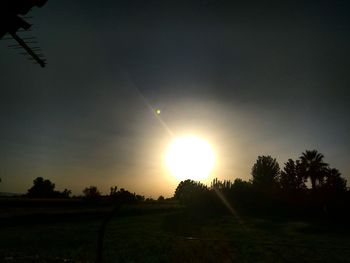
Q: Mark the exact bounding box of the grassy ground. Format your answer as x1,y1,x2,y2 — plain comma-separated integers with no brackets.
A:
0,204,350,262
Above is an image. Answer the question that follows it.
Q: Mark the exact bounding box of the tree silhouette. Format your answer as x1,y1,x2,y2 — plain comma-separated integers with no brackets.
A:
279,159,306,191
110,186,118,196
27,177,56,198
211,178,233,190
231,178,253,197
300,150,328,190
322,168,347,192
174,179,209,206
251,155,280,188
108,186,139,203
83,186,101,199
232,178,252,190
61,188,72,198
135,194,145,202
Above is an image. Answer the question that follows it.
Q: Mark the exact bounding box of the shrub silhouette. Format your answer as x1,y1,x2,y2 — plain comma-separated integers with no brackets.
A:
109,186,140,204
83,186,101,199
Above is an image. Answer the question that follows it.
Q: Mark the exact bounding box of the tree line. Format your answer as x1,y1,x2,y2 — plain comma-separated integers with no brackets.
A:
20,177,168,203
23,177,146,203
174,150,349,218
251,150,347,192
14,149,349,217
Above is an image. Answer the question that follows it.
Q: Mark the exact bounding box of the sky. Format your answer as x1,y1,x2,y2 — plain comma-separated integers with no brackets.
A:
1,0,350,197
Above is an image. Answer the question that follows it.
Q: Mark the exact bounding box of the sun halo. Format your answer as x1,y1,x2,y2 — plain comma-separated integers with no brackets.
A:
165,135,215,182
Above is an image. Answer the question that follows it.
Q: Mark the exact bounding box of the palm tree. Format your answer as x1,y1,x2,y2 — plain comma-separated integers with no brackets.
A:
299,150,328,190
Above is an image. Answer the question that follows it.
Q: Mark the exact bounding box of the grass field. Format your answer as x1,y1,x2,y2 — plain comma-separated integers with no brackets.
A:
1,203,350,262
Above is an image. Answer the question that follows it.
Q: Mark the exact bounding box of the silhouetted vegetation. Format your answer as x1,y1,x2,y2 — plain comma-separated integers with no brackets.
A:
278,159,306,192
2,150,349,262
82,186,101,199
323,167,347,192
174,150,349,219
174,179,212,209
26,177,72,198
251,155,280,190
300,150,329,190
108,186,142,204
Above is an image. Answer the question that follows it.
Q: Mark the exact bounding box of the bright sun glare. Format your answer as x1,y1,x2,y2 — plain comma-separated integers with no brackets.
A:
165,135,215,181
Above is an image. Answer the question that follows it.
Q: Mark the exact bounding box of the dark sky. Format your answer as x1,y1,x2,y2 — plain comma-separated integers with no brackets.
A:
1,0,350,196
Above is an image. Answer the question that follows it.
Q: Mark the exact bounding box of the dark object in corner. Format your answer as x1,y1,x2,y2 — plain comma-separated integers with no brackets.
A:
0,0,48,67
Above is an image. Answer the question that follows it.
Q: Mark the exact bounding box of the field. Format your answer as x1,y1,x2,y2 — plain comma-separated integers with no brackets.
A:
1,201,350,262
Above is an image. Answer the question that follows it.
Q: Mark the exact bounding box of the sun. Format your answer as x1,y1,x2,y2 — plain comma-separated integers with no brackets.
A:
165,135,215,181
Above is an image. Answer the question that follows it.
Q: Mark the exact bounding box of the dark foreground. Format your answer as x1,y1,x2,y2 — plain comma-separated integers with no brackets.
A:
1,200,350,263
